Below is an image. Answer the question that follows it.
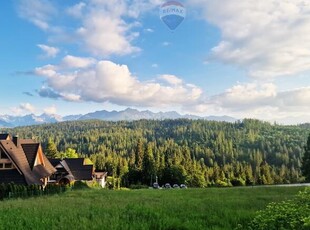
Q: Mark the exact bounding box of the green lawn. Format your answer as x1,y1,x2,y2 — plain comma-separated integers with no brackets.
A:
0,186,306,230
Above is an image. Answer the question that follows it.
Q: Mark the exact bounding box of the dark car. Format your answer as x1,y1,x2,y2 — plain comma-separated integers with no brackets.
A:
164,183,171,189
153,182,161,189
180,184,187,189
173,184,180,188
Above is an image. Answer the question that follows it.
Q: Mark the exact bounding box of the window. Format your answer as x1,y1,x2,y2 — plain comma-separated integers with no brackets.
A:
0,162,14,170
4,163,12,169
0,149,8,159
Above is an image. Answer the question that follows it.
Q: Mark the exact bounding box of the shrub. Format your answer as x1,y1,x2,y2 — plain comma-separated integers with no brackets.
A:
231,178,246,186
72,181,90,190
129,184,149,189
239,188,310,230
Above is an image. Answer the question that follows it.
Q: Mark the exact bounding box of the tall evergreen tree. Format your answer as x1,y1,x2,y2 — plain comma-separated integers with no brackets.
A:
301,134,310,182
135,139,144,170
45,138,58,158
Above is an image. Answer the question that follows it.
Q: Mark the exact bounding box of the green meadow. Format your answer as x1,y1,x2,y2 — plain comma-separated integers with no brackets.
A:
0,186,305,230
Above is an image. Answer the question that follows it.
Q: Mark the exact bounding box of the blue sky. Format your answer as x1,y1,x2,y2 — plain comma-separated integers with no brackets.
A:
0,0,309,124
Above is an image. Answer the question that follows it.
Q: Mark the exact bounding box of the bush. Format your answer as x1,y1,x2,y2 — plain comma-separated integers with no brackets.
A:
0,182,69,200
215,180,232,187
239,188,310,230
72,181,90,190
231,178,246,186
129,184,149,189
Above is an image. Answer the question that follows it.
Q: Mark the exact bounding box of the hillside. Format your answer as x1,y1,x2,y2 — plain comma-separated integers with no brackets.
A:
1,119,309,187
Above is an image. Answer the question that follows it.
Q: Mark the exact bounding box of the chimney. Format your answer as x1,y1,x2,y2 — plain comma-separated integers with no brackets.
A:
13,135,20,147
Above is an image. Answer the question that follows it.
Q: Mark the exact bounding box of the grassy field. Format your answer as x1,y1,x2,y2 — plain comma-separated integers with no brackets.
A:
0,186,306,230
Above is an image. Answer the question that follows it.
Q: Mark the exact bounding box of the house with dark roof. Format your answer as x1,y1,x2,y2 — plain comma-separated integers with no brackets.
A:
49,158,94,185
0,134,56,186
94,171,108,188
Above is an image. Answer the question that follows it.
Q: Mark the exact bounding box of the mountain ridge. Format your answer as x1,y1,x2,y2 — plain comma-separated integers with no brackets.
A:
0,108,237,128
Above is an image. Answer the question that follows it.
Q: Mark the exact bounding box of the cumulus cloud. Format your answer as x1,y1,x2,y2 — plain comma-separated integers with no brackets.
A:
61,55,96,69
189,82,310,122
17,0,161,57
34,59,202,108
43,105,57,115
190,0,310,78
11,103,36,115
159,75,183,85
37,86,61,99
20,103,36,113
213,82,277,110
76,2,141,57
37,44,59,58
66,2,86,18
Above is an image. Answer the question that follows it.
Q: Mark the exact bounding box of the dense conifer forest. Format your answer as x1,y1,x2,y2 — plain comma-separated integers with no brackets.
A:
2,119,309,188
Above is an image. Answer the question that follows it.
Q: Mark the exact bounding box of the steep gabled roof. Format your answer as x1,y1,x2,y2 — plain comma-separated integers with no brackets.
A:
0,136,56,185
0,139,39,185
0,134,10,140
63,158,93,181
42,154,58,175
21,143,39,169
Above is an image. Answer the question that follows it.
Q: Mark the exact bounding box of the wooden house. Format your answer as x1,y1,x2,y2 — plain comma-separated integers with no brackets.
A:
0,134,56,186
49,158,94,185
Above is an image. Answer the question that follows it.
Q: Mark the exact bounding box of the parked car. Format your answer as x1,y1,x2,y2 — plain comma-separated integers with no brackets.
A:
164,183,171,189
153,182,161,189
173,184,180,188
180,184,187,189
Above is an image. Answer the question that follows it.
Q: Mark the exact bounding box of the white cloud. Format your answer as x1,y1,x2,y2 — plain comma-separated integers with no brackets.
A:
188,82,310,122
34,59,202,108
61,55,96,69
66,2,86,18
43,105,57,115
37,44,59,58
11,103,36,115
151,63,158,68
76,4,140,57
159,75,183,85
162,41,171,46
34,64,57,78
214,82,277,109
190,0,310,78
145,28,154,33
20,103,36,113
17,0,162,57
17,0,56,30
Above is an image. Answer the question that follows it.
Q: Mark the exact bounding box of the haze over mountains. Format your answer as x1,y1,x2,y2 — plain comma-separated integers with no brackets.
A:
0,108,237,128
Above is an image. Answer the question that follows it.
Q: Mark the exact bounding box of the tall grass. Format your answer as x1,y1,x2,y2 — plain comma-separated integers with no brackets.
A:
0,186,305,230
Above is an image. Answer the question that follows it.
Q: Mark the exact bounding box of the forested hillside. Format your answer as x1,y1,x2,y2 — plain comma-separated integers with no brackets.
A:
2,119,309,188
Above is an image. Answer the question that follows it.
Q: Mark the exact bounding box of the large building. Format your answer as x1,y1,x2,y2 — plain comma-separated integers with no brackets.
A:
0,134,56,186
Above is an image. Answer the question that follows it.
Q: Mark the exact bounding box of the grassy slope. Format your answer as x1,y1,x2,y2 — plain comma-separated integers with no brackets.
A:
0,186,305,230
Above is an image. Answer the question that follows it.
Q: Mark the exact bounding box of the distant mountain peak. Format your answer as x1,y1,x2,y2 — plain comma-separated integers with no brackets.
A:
0,108,237,128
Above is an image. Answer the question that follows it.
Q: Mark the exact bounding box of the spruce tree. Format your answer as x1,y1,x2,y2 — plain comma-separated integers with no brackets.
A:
45,138,58,158
301,134,310,182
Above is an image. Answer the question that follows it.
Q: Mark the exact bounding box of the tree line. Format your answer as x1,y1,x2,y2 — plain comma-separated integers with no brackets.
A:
2,119,309,188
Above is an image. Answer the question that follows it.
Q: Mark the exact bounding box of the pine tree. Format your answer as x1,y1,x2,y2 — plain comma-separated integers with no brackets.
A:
135,139,144,170
301,134,310,182
45,138,58,158
142,143,155,185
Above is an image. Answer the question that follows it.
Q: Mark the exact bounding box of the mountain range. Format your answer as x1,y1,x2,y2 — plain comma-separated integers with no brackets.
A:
0,108,237,128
